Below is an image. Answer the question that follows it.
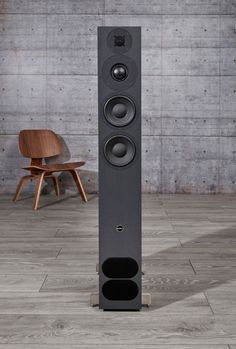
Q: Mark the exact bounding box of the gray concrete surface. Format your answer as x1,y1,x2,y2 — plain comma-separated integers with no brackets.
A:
0,0,236,194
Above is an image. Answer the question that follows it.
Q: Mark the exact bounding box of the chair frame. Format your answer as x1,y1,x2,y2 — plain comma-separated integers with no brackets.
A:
13,130,87,210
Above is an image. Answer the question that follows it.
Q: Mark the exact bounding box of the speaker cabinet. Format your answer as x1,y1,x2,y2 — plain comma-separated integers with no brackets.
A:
98,27,141,310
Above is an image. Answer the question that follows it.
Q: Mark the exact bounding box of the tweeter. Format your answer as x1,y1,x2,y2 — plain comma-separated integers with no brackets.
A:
111,63,128,81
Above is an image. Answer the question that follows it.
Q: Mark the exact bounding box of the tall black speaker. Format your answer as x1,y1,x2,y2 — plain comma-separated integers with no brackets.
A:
98,27,141,310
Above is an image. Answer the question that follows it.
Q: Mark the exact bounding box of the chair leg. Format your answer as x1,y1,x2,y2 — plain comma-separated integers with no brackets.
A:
51,175,60,196
13,176,31,203
33,172,45,210
69,169,88,202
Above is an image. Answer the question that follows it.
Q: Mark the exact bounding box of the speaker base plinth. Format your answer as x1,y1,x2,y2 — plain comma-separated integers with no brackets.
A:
90,293,151,308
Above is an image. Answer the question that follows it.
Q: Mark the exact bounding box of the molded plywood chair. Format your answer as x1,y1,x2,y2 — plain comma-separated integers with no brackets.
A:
13,129,87,210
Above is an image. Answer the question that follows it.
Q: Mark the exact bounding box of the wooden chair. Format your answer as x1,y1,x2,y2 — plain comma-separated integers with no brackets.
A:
13,129,87,210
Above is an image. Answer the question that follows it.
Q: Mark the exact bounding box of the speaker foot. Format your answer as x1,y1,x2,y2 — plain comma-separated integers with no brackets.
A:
90,293,99,307
95,263,145,275
90,293,151,308
142,293,152,307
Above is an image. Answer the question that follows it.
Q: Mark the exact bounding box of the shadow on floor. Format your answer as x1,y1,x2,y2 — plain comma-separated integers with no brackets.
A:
144,226,236,311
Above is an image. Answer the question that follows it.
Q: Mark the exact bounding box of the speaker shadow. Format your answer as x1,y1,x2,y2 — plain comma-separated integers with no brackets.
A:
142,226,236,312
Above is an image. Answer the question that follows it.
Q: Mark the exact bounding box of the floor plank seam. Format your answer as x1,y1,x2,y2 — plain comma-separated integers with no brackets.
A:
203,291,215,315
55,248,62,259
38,274,48,293
189,259,197,275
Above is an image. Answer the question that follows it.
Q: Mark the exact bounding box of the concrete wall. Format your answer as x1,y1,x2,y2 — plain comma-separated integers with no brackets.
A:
0,0,236,194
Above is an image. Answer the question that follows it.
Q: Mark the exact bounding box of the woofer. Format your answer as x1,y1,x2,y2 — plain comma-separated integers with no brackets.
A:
104,96,135,127
104,135,136,167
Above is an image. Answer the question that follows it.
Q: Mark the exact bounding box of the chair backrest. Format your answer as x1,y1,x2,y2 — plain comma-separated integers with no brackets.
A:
18,129,62,159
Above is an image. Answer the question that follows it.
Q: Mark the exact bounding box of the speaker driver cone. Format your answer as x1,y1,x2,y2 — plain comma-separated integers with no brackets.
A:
104,96,135,127
104,135,136,167
111,64,128,81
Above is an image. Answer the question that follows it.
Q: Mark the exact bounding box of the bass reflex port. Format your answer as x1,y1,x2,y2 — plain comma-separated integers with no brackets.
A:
102,280,139,301
102,257,139,278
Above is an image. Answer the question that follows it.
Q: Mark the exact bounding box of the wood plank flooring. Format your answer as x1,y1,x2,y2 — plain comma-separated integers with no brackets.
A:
0,193,236,348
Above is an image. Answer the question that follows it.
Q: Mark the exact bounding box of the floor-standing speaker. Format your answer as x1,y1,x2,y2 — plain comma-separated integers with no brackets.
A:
98,27,141,310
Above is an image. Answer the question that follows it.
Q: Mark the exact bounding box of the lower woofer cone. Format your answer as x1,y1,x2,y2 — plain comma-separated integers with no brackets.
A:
104,135,136,167
104,96,136,127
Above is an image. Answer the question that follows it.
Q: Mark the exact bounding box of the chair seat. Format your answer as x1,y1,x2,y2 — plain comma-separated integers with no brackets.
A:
22,161,85,172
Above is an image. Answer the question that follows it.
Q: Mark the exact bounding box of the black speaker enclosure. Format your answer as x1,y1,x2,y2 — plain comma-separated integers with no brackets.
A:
98,26,141,311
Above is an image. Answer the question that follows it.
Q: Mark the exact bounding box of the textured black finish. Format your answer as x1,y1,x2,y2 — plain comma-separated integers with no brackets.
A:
98,26,141,310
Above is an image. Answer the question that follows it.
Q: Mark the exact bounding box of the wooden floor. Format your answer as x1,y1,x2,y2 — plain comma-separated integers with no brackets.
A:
0,193,236,348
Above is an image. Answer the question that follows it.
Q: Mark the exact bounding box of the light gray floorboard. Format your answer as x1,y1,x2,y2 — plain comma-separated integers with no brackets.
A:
0,314,235,344
0,292,211,315
0,193,235,346
0,343,230,349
